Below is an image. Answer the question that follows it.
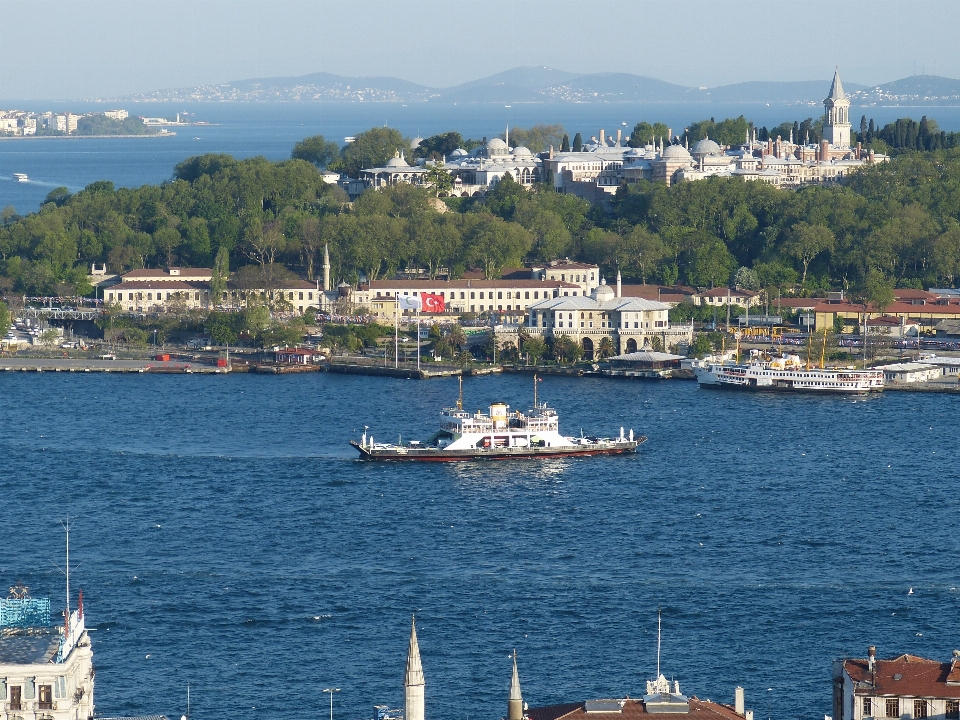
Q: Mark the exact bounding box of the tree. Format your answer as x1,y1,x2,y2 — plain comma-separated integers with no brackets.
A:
0,299,9,338
597,336,614,360
785,222,835,286
689,238,736,288
424,164,453,195
560,134,570,152
291,135,340,168
341,127,407,177
210,246,230,307
522,334,546,365
505,124,565,153
572,133,583,152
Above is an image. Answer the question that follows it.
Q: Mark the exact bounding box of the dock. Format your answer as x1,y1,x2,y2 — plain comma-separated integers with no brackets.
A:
0,358,224,373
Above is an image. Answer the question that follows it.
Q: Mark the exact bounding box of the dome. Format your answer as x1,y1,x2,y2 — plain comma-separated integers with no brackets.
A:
592,278,616,302
692,138,722,156
513,146,533,156
661,144,691,160
385,151,409,168
448,148,468,157
410,137,423,150
486,137,508,150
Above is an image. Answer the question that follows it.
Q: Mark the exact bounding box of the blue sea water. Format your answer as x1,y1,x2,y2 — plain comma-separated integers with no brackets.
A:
1,373,958,720
4,101,960,214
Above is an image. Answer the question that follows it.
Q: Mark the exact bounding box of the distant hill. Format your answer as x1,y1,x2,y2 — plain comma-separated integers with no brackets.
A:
851,75,960,104
103,68,960,105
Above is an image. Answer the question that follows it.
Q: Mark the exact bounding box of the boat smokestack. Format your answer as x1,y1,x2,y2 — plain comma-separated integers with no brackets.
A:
868,646,876,671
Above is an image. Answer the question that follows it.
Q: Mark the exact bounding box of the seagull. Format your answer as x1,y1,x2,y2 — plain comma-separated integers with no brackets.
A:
908,588,914,595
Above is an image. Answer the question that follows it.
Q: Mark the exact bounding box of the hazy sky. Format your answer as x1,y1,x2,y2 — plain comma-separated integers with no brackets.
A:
3,0,960,100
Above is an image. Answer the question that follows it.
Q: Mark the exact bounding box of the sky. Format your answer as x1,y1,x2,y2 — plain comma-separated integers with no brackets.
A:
3,0,960,100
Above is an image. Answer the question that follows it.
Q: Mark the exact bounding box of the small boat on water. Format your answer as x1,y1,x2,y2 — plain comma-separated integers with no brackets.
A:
351,375,645,461
13,173,28,182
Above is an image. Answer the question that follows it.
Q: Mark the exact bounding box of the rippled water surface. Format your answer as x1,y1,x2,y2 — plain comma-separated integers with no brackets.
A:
1,373,958,720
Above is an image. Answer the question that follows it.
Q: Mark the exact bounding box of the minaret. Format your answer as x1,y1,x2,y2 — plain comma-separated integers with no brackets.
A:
823,68,851,149
616,269,622,298
508,649,523,720
323,243,331,292
405,616,425,720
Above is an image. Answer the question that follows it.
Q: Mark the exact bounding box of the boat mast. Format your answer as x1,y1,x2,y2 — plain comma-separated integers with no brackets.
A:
820,326,828,369
457,373,463,410
533,373,538,409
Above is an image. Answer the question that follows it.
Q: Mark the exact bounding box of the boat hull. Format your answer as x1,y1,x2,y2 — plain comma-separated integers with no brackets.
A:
350,438,645,462
697,381,882,394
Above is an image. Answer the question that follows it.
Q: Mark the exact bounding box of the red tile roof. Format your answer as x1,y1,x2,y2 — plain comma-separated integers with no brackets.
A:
774,298,820,309
529,698,744,720
843,655,960,698
814,301,960,316
122,268,212,280
893,289,938,301
620,285,697,301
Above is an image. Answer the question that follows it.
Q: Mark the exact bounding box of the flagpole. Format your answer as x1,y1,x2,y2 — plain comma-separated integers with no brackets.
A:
417,310,421,372
394,299,399,369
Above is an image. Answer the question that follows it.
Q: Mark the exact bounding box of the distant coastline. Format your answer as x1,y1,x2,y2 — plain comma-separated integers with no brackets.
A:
0,132,176,140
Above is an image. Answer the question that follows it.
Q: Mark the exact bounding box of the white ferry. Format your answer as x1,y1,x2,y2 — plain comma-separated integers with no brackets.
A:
13,173,28,182
350,376,644,461
695,351,884,393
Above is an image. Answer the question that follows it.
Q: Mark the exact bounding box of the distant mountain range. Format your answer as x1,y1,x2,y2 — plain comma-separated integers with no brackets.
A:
99,67,960,105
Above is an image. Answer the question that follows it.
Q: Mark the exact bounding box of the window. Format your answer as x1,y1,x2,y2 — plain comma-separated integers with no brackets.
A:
945,700,958,719
498,292,503,299
299,292,304,300
913,701,927,719
128,293,133,300
108,292,114,300
525,291,529,299
10,686,21,710
308,292,313,300
147,293,152,300
886,699,899,717
534,291,539,299
461,292,465,299
863,698,873,716
196,292,201,300
471,292,475,299
39,685,52,710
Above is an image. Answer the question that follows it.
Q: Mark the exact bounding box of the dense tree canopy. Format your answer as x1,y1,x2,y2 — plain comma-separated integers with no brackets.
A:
5,122,960,300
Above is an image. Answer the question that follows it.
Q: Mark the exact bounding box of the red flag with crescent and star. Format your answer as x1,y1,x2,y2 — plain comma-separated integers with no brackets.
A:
421,293,445,313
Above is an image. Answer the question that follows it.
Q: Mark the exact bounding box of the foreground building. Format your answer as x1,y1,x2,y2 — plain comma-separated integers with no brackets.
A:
0,585,94,720
833,646,960,720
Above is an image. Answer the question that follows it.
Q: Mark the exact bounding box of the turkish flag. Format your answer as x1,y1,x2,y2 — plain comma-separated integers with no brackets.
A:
422,293,445,313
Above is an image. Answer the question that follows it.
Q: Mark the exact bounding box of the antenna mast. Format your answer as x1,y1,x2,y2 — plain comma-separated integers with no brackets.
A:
457,373,463,410
656,607,661,678
533,373,538,409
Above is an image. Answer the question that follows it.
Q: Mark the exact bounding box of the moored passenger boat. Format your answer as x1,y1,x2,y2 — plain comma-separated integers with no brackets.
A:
350,376,645,461
695,351,884,393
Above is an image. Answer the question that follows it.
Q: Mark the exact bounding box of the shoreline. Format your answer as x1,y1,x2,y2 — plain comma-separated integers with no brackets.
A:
0,132,177,140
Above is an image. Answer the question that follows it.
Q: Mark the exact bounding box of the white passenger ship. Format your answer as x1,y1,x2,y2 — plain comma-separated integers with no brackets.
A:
351,376,644,461
695,351,884,393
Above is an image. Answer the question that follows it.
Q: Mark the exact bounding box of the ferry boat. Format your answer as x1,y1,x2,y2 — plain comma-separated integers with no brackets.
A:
13,172,28,182
695,351,884,393
350,376,645,461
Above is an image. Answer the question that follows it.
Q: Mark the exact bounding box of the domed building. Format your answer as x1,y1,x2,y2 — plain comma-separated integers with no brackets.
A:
442,128,542,196
359,150,430,189
525,272,692,359
652,143,694,186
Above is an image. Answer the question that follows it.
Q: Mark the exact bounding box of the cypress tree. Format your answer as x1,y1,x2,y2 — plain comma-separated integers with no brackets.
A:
860,115,868,139
560,134,570,152
572,132,582,152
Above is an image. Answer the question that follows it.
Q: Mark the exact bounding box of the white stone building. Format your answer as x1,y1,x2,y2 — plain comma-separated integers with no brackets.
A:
0,589,95,720
526,274,693,358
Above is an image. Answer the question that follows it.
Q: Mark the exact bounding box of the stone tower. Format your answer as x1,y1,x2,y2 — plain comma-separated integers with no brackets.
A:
323,243,331,292
405,616,425,720
508,649,523,720
823,69,851,149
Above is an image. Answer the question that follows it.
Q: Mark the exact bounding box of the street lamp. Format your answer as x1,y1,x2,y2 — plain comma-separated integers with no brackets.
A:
323,688,341,720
